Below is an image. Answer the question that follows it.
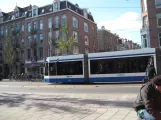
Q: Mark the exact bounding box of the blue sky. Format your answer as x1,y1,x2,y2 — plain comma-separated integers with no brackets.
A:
0,0,142,44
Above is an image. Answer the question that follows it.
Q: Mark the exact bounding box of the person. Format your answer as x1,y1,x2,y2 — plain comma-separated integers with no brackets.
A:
144,58,156,83
134,75,161,120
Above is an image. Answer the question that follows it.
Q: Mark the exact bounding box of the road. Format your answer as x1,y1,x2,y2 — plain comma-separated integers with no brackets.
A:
0,82,141,120
0,81,141,94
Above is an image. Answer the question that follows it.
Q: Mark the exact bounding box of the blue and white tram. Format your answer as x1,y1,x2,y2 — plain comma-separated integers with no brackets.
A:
44,54,86,83
88,48,157,83
44,48,161,83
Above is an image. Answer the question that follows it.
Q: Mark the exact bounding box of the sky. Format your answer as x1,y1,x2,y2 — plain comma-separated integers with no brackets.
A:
0,0,142,44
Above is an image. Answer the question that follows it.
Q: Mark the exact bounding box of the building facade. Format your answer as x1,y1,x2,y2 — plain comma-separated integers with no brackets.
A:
140,0,161,48
98,26,118,52
98,26,141,52
0,0,97,78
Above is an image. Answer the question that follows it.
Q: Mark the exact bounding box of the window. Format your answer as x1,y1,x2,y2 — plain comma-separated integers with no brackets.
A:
73,46,79,54
27,49,31,60
90,56,150,74
73,17,78,28
21,50,24,61
16,23,19,32
159,33,161,46
48,32,52,43
61,14,66,26
55,30,59,41
15,12,19,18
54,16,59,28
83,9,88,18
85,48,89,53
84,22,88,32
157,17,161,27
155,0,161,8
22,37,24,45
62,32,67,40
0,17,3,22
28,23,31,32
49,61,83,76
40,34,43,43
34,21,37,31
22,23,24,32
85,36,89,45
142,35,147,47
33,9,36,16
141,0,147,12
48,17,52,28
40,20,43,30
28,36,31,45
53,2,59,11
42,9,44,13
39,47,43,59
49,7,52,12
73,31,78,42
34,35,37,41
5,26,8,35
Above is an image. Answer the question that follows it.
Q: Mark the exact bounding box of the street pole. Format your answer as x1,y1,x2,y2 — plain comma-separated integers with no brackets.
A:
49,28,52,57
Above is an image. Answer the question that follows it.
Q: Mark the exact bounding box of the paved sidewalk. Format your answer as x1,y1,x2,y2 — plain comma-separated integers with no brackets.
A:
0,91,138,120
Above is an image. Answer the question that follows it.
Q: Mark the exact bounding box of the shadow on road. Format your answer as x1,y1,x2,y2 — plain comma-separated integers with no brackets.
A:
0,93,134,113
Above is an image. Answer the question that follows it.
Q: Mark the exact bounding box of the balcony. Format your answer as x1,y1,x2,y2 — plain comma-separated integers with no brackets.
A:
52,24,60,30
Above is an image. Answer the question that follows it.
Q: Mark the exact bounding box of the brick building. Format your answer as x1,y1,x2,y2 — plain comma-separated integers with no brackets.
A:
0,0,97,78
140,0,161,48
98,26,118,52
98,26,141,52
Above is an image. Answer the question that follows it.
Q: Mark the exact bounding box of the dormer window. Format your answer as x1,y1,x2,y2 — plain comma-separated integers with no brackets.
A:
15,12,19,18
33,9,36,16
29,13,31,17
49,7,52,12
42,9,44,13
69,5,71,9
83,9,88,18
53,0,60,12
12,15,15,20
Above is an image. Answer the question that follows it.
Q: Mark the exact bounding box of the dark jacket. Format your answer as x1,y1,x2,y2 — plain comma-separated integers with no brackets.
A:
146,64,156,79
134,82,161,117
134,82,161,118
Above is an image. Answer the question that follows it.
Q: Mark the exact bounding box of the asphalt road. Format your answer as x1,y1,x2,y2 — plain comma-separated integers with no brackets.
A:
0,82,142,94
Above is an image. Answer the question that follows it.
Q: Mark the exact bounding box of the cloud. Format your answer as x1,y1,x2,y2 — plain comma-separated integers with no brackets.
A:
97,12,142,41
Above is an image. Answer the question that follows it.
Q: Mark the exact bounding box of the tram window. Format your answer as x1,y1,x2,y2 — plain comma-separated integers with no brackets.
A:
49,63,56,75
57,61,83,75
90,56,151,74
45,63,48,76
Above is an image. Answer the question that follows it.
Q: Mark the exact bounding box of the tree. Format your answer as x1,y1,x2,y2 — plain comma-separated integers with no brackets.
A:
3,36,15,73
57,24,76,55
